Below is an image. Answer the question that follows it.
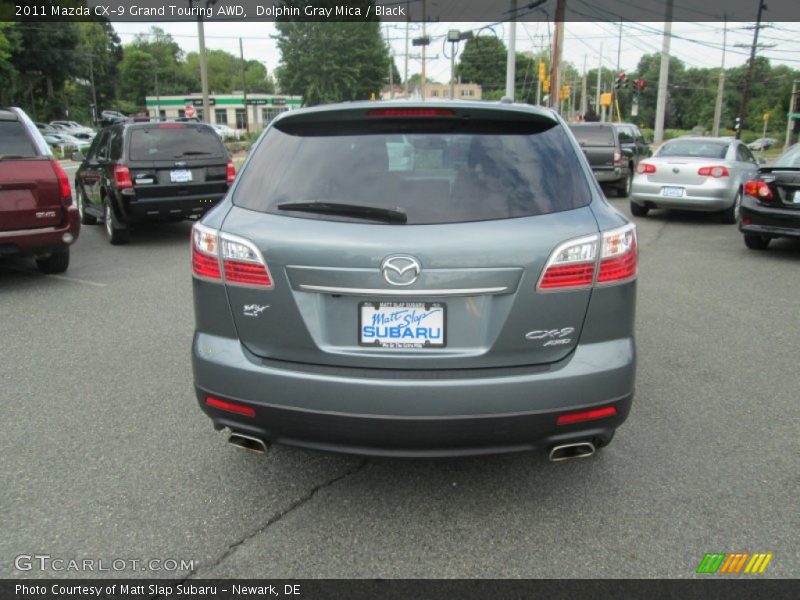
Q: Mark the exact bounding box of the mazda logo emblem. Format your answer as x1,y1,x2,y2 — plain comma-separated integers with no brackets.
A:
381,256,421,286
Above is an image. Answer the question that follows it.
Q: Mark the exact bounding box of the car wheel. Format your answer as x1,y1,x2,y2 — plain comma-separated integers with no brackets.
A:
719,191,740,224
630,200,649,217
35,247,70,274
743,234,770,250
77,188,97,225
617,169,633,197
104,196,130,245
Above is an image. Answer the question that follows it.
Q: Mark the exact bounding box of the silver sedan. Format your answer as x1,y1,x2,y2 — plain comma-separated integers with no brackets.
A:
630,137,759,223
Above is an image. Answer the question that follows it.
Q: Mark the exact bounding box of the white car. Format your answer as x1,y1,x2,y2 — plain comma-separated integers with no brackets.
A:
211,124,242,140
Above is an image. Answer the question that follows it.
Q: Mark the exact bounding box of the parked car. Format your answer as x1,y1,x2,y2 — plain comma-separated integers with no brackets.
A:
73,120,235,244
191,101,638,459
50,120,95,136
211,124,242,140
43,133,92,153
747,137,777,152
568,122,641,197
630,137,759,223
738,143,800,249
0,107,79,273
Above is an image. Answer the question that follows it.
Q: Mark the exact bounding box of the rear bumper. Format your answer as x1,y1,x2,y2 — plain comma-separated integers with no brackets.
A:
0,206,80,256
192,334,635,457
739,198,800,238
116,191,226,221
631,179,735,211
592,167,623,183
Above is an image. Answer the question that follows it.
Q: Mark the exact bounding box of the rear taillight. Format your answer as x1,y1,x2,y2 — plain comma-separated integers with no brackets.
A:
538,224,637,291
113,165,133,189
51,160,72,206
226,160,236,184
597,224,638,284
191,223,273,288
613,149,622,166
636,163,656,174
744,180,773,202
192,223,221,280
697,166,730,178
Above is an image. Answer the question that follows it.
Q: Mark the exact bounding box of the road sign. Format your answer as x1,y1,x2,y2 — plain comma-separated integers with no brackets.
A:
184,105,196,118
763,112,770,121
600,92,612,107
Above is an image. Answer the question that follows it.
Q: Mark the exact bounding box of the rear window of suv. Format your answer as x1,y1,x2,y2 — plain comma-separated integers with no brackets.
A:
128,125,225,161
568,125,615,146
233,116,591,225
0,120,38,157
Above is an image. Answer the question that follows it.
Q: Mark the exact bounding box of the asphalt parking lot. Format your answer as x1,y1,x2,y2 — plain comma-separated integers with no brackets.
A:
1,187,798,579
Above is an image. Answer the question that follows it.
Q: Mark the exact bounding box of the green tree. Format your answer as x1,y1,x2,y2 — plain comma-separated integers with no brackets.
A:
456,35,507,94
119,48,160,108
275,2,390,105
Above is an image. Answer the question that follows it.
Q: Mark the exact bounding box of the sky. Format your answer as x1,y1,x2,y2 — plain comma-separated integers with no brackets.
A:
111,20,800,89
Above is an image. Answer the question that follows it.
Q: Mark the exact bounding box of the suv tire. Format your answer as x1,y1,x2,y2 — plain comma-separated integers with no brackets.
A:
743,234,770,250
616,169,633,197
104,196,130,245
36,247,70,274
78,189,97,225
630,201,649,217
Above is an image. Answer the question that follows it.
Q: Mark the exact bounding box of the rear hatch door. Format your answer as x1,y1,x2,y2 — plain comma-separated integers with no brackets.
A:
126,124,229,200
216,105,601,369
0,117,62,231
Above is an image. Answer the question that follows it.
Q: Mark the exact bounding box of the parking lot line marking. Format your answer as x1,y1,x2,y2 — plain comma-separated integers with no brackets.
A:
6,267,107,288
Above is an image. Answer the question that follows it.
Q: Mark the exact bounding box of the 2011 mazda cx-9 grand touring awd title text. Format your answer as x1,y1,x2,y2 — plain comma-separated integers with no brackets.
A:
191,101,638,460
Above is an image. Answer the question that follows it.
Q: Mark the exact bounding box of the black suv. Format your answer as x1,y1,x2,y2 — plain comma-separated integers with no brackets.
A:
74,121,234,244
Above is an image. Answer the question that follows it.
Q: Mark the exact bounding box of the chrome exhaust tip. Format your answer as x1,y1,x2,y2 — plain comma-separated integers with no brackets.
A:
548,441,596,462
228,432,268,454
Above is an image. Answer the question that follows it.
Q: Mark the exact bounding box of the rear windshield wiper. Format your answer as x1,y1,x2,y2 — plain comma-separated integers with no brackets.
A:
175,151,213,156
276,201,407,224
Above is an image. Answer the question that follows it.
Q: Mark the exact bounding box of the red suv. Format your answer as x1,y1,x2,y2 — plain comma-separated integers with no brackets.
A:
0,107,79,273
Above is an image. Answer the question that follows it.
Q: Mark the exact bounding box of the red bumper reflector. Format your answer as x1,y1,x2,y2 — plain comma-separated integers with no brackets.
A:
557,406,617,425
205,396,255,417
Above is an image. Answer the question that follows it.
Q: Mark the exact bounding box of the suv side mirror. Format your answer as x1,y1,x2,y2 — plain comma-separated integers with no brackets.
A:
621,147,634,157
71,150,84,162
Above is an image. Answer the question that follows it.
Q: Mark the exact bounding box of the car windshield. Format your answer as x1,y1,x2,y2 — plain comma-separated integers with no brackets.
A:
0,121,38,157
770,144,800,169
128,126,225,160
657,140,729,159
233,118,592,225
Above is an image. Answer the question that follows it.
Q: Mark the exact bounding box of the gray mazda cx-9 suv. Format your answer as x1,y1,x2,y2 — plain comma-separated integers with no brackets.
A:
191,101,637,460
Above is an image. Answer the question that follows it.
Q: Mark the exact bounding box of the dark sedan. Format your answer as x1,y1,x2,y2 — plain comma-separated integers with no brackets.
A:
738,144,800,249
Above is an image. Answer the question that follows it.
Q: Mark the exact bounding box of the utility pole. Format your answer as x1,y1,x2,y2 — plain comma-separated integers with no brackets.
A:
506,0,517,100
735,0,767,140
154,66,160,121
421,0,427,99
550,0,566,110
240,38,249,133
596,43,602,114
404,2,410,97
786,80,799,149
612,21,622,123
197,17,211,123
88,53,98,123
654,0,674,143
580,54,588,117
711,16,727,137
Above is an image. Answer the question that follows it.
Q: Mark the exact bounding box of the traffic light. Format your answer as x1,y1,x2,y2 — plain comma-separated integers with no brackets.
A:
614,72,628,90
560,85,571,101
538,61,546,81
543,77,550,93
633,79,646,94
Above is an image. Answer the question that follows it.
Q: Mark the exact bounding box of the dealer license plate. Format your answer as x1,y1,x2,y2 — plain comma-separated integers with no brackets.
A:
170,169,193,183
661,186,685,198
359,302,446,348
